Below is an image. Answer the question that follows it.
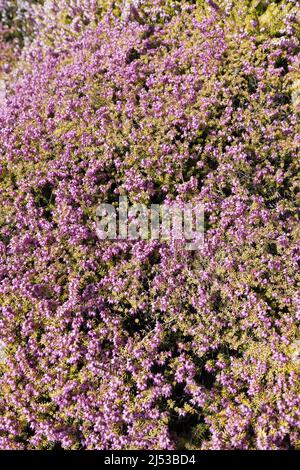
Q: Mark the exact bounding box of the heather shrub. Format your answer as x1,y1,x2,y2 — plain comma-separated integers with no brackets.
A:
0,0,299,450
0,1,44,75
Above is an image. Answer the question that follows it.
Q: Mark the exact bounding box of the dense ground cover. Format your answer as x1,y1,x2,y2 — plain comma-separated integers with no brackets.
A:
0,0,299,449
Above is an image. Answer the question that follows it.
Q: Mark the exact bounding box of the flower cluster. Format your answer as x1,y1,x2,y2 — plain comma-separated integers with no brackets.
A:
0,1,44,75
0,0,299,450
